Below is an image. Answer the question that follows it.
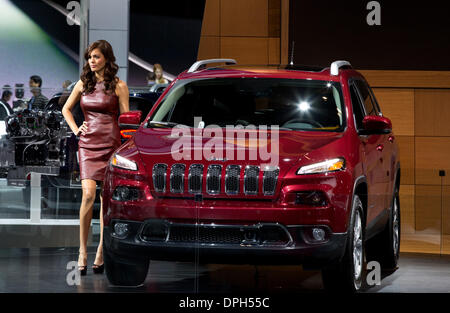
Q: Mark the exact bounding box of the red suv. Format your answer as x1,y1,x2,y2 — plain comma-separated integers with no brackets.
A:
102,59,401,292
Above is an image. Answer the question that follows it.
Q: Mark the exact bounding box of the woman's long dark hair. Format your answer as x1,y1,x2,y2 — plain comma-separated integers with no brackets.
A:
81,40,119,94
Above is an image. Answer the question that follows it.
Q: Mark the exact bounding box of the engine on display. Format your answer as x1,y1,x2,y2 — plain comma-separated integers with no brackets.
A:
3,109,70,167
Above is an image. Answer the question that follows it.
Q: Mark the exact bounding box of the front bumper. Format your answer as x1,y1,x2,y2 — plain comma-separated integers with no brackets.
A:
103,219,348,267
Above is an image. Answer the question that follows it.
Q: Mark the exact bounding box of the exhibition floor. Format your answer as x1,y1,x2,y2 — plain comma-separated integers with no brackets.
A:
0,249,448,293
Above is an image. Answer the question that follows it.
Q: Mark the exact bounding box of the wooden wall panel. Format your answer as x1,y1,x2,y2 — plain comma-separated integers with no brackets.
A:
401,234,441,254
372,88,414,136
201,0,220,36
220,0,268,37
268,37,280,65
359,70,450,89
415,185,442,234
415,89,450,137
397,136,415,185
268,0,281,37
280,0,289,64
400,185,415,234
415,137,450,185
198,36,220,60
221,37,268,65
443,186,450,235
443,236,450,255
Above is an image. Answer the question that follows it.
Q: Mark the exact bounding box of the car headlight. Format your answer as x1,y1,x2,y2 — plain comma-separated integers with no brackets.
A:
297,158,345,175
111,153,138,171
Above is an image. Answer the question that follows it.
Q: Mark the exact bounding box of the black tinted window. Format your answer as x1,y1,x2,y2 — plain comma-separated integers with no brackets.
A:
350,85,364,130
355,80,377,116
151,78,345,132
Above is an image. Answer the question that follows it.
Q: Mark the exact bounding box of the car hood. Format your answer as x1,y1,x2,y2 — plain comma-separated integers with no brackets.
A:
133,127,344,170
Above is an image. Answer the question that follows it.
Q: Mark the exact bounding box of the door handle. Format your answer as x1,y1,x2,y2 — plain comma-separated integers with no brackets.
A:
388,136,395,143
377,144,384,152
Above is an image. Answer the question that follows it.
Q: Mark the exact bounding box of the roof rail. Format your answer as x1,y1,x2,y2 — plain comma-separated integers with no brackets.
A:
330,60,352,76
187,58,237,73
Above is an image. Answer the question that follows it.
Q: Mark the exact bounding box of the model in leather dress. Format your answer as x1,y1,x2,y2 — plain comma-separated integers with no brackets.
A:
62,40,129,276
78,80,121,182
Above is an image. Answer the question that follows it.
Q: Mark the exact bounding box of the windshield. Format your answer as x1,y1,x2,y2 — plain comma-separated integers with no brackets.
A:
149,77,345,131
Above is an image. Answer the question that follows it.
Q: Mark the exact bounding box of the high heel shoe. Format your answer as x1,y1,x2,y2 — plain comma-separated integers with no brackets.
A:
78,253,87,276
79,265,87,276
92,263,104,274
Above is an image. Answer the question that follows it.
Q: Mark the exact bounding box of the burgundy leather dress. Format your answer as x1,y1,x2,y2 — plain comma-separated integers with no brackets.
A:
78,81,121,182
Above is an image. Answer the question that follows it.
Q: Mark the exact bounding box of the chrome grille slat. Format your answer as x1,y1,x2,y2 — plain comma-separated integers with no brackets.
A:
263,167,279,196
188,164,204,194
244,166,259,195
225,165,241,195
170,164,185,193
206,164,222,195
152,164,167,193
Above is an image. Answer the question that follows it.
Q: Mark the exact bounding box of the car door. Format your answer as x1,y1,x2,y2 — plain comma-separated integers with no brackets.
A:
350,79,388,229
366,82,396,205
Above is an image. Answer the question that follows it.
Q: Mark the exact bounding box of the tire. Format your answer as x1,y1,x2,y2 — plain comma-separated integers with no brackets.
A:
322,195,366,293
366,186,400,270
104,248,150,287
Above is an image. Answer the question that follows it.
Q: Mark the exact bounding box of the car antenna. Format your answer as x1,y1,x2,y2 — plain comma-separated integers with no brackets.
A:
289,41,295,66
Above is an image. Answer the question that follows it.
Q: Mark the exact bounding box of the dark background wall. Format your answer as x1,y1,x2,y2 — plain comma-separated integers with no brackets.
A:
289,0,450,70
11,0,206,85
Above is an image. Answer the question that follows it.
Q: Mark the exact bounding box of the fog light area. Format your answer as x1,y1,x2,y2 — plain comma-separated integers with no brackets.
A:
113,222,129,238
112,186,141,201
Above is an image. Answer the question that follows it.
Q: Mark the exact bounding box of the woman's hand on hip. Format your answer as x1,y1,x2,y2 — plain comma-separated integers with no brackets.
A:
76,121,88,136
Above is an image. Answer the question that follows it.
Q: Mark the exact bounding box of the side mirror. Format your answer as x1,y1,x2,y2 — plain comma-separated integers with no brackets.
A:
119,111,142,130
361,115,392,134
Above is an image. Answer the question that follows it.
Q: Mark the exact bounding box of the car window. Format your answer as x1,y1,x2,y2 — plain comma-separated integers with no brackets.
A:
129,97,155,122
354,80,378,116
150,78,346,132
367,84,382,115
350,84,365,131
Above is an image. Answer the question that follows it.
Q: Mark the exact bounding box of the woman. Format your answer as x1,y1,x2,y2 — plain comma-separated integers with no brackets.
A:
152,63,168,84
62,40,129,275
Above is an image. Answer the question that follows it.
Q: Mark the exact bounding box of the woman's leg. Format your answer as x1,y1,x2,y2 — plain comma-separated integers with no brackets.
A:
79,178,97,266
94,181,104,266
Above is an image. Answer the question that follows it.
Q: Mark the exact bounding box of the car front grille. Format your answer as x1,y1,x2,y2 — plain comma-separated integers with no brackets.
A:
225,165,241,195
244,166,259,195
263,167,279,196
206,165,222,194
152,163,279,196
165,223,292,246
170,163,185,193
188,164,203,194
152,164,167,193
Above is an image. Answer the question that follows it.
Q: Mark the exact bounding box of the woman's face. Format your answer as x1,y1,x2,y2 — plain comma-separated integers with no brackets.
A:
155,68,162,79
88,48,107,73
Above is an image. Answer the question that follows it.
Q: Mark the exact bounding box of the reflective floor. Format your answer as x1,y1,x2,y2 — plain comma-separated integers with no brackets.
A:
0,249,449,293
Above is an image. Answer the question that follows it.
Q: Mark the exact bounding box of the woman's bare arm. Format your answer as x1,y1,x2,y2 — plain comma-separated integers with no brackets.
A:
115,79,130,114
62,80,86,136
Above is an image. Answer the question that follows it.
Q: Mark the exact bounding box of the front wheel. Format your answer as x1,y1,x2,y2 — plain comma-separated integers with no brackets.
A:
322,195,366,292
104,248,150,287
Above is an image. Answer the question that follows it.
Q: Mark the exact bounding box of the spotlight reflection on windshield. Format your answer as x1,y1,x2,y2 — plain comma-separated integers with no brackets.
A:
298,101,310,112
